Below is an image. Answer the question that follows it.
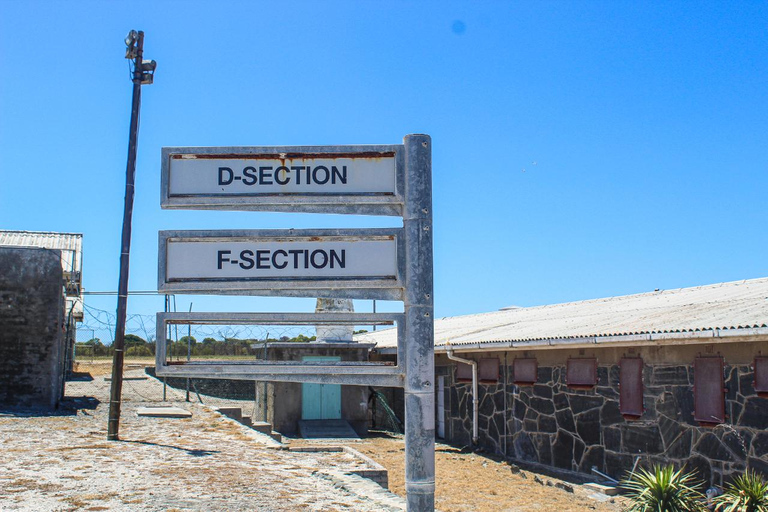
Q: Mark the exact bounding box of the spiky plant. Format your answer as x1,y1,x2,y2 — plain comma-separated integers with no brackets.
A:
714,470,768,512
620,464,707,512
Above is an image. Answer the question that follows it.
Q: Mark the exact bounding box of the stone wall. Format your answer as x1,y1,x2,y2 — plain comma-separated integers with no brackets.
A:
0,247,65,408
443,360,768,486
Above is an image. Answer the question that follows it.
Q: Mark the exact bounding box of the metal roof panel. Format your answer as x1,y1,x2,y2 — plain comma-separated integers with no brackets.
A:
357,278,768,349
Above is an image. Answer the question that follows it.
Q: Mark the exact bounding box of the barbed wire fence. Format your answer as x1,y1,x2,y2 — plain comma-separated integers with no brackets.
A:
69,299,402,433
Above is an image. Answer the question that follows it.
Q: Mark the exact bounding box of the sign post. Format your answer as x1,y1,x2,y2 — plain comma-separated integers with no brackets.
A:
157,134,434,510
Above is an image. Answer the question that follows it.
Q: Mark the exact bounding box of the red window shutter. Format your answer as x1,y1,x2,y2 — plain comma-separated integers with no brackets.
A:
479,358,500,383
619,357,644,418
567,358,597,389
513,358,538,385
755,357,768,396
694,357,725,426
456,361,473,382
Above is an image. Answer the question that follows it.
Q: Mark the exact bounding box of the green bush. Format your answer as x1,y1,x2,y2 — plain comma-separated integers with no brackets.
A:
621,465,707,512
126,344,153,357
714,470,768,512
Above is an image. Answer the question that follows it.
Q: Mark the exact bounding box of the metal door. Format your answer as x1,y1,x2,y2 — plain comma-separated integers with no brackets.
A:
302,356,342,420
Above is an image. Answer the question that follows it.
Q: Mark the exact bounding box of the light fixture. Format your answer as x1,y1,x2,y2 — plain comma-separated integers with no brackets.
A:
140,59,156,84
124,30,138,47
124,30,139,60
140,60,156,72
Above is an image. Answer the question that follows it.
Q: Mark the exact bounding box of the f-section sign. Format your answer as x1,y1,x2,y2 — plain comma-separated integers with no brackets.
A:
158,228,404,300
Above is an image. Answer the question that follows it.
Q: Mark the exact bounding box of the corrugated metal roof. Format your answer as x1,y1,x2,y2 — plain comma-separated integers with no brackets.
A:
357,278,768,349
0,230,83,279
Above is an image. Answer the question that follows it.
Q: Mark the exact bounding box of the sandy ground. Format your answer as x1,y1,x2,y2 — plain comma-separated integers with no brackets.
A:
1,365,626,511
289,435,626,512
0,368,402,512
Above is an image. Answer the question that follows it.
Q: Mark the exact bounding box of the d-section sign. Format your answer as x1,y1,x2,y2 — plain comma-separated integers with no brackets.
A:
161,145,404,216
158,228,404,300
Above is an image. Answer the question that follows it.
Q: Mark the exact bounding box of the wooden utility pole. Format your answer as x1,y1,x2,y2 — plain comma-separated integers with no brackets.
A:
107,30,155,440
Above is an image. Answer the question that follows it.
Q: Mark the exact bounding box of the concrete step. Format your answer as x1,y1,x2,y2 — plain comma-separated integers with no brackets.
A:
583,483,620,496
298,419,359,439
251,421,272,435
217,407,243,422
241,416,253,427
270,431,283,443
137,406,192,418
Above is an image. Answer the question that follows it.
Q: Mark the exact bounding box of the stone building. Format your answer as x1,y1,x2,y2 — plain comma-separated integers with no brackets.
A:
359,278,768,486
0,230,83,373
0,247,66,408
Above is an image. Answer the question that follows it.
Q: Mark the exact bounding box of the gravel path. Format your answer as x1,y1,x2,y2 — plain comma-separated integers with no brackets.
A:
0,370,404,511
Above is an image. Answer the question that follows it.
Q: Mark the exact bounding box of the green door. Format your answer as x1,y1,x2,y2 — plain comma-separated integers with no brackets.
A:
301,356,342,420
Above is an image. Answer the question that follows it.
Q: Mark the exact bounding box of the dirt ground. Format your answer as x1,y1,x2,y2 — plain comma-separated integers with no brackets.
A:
289,434,626,512
0,366,401,512
9,363,627,511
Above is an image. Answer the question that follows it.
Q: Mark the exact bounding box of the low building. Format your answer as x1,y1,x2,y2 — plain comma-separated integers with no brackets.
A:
359,277,768,487
253,299,372,437
0,230,83,374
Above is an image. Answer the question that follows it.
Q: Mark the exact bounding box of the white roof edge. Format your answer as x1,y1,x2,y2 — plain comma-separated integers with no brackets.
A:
431,326,768,353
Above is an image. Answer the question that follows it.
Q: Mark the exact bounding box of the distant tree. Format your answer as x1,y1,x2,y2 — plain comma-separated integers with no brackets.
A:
126,345,153,357
124,334,147,348
80,338,109,356
179,335,197,346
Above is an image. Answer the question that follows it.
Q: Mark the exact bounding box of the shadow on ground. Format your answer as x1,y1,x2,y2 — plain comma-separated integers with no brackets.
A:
121,439,220,457
0,396,100,417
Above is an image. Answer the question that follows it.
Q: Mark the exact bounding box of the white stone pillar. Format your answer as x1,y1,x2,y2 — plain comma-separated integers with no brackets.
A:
315,298,354,343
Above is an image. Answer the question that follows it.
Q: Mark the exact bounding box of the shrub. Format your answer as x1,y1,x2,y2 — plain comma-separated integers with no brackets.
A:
621,464,707,512
714,470,768,512
126,344,153,357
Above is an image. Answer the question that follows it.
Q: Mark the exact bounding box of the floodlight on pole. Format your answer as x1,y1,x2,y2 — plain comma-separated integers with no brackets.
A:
124,30,138,59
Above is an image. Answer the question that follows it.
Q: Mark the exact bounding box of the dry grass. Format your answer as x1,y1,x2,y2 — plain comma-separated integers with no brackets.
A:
292,435,625,512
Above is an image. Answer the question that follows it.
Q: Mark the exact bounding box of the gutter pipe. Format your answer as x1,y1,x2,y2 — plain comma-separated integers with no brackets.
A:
445,342,478,445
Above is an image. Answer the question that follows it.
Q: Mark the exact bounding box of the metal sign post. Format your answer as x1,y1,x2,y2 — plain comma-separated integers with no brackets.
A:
156,134,434,510
402,135,435,511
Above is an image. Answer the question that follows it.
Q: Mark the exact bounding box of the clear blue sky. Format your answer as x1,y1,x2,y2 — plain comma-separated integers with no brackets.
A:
1,1,766,324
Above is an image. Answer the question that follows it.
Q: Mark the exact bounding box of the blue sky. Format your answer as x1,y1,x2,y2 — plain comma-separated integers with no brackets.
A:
1,1,766,326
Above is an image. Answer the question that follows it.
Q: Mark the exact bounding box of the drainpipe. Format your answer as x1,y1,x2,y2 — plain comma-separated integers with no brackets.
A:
445,342,478,445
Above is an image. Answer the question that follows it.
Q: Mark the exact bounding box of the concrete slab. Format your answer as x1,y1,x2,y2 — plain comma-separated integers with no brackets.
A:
137,406,192,418
583,482,620,496
298,419,359,439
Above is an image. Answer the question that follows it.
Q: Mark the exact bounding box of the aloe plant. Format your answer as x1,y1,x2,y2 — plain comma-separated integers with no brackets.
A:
620,464,707,512
714,470,768,512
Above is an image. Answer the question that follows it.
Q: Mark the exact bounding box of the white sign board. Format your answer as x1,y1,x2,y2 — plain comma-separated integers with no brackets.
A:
158,228,404,299
161,145,404,216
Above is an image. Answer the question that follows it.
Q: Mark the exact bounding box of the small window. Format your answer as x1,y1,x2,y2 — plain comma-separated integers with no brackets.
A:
619,357,644,419
567,358,597,389
513,358,538,385
479,358,500,383
694,356,725,426
456,361,473,383
754,357,768,397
